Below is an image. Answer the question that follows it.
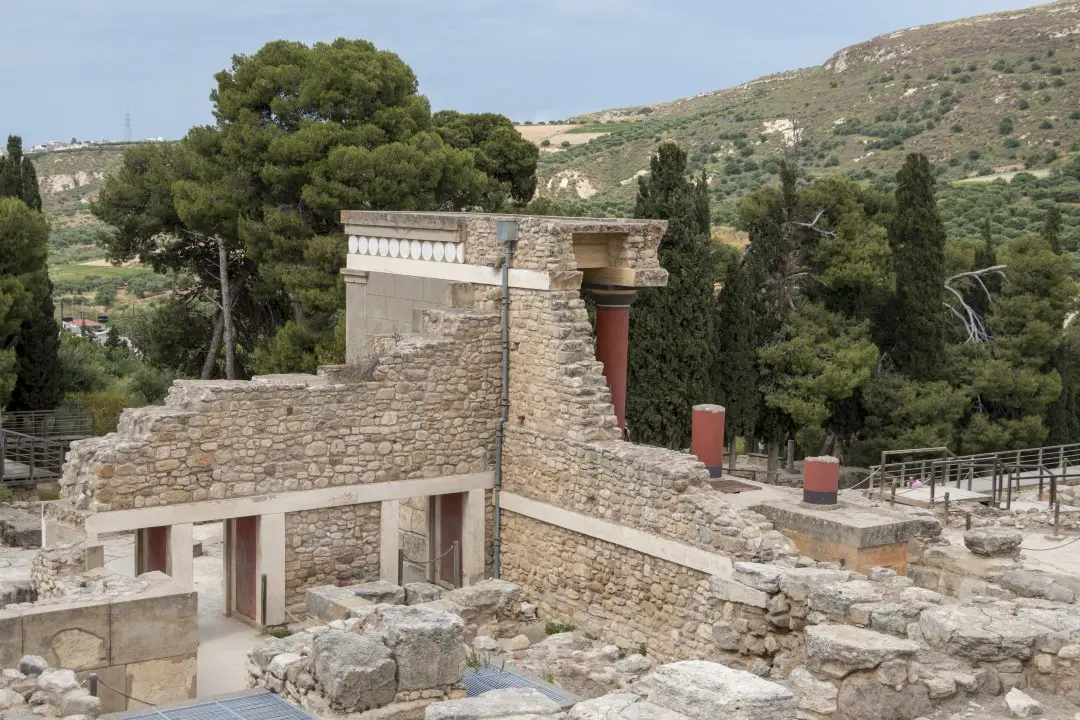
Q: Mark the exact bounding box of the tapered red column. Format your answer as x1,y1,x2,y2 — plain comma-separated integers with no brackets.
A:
692,405,726,478
588,286,637,434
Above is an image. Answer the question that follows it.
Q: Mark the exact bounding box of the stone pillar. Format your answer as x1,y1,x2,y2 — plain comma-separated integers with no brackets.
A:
380,500,400,584
804,455,840,506
691,405,726,478
342,268,370,363
257,513,286,627
167,523,194,590
587,285,636,434
462,489,486,586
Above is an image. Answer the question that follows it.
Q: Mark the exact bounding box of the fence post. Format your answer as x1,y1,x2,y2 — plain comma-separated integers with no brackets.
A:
944,492,950,523
260,573,267,627
397,549,404,587
88,674,98,698
452,541,461,589
965,513,972,531
890,484,896,507
1006,469,1012,510
1054,502,1062,538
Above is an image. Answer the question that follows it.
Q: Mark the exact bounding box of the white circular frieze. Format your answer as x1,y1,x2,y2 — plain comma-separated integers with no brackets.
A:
421,240,433,260
410,240,422,259
389,238,400,258
433,242,445,262
348,235,358,254
378,237,389,256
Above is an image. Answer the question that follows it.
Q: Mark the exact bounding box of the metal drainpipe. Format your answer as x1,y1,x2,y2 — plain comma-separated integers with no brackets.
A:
493,221,518,579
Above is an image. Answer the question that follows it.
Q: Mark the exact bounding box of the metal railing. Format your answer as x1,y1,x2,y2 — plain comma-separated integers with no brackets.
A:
867,442,1080,506
0,428,67,485
1,407,95,439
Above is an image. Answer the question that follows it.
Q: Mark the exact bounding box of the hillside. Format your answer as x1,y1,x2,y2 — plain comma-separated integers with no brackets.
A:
535,0,1080,216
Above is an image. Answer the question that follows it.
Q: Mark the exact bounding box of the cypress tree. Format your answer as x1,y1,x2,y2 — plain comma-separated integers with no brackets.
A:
713,258,758,446
1042,204,1063,255
626,143,715,449
887,154,946,381
8,276,62,411
1,135,61,409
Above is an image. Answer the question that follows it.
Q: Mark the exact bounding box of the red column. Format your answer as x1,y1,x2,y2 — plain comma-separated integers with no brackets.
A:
589,287,636,435
692,405,726,478
804,456,840,505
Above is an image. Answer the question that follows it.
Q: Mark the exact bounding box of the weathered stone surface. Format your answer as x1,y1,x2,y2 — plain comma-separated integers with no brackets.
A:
637,661,795,719
36,669,78,695
1001,570,1076,604
836,675,931,720
250,634,311,671
445,580,522,619
424,688,562,719
58,690,100,717
312,630,396,711
963,527,1022,557
471,636,498,653
110,592,198,665
805,625,918,675
919,605,1041,662
789,666,837,714
126,654,197,709
613,654,650,675
405,583,445,606
1004,687,1042,717
566,693,639,719
361,605,466,691
0,688,27,710
778,568,851,603
18,657,48,677
501,635,531,652
733,563,784,593
354,582,406,606
808,581,884,617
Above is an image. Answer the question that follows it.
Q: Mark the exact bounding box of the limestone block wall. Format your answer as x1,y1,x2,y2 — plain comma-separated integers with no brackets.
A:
0,582,198,714
58,308,500,513
364,272,449,337
284,504,381,611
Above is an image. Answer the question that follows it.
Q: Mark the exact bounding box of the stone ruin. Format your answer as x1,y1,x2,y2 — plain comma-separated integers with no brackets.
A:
0,655,102,720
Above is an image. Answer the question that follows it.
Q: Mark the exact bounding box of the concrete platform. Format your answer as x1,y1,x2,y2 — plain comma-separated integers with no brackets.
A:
753,499,941,574
872,485,990,508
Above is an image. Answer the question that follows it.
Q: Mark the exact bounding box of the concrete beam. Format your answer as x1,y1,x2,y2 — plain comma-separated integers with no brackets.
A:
345,253,550,290
85,472,495,535
166,524,194,590
462,489,486,586
501,492,733,579
380,500,399,584
257,513,286,627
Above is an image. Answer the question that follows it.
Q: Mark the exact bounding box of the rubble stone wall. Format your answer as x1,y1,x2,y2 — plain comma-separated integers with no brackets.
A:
59,309,501,514
284,504,382,612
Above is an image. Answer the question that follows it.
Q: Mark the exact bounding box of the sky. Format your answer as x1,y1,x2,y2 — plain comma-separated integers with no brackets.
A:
2,0,1045,147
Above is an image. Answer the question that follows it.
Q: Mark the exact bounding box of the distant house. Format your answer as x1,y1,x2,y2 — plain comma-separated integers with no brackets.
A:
62,318,102,334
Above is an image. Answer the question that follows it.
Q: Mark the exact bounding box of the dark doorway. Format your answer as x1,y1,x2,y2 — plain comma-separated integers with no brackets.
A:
233,516,258,621
137,526,168,574
437,493,463,587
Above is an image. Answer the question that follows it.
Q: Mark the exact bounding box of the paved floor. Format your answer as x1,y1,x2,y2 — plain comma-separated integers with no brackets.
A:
103,523,263,699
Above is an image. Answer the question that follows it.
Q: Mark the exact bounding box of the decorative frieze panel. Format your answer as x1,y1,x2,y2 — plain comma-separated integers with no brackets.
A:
348,235,465,264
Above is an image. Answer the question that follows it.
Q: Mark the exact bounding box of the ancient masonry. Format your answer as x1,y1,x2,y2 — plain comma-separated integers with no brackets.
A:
33,210,1080,719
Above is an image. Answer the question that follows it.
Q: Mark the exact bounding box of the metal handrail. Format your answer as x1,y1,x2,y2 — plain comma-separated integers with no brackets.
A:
0,427,68,486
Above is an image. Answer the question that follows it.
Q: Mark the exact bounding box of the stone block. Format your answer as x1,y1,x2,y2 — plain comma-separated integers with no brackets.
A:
963,527,1022,557
21,601,110,671
307,585,366,622
0,612,23,668
75,665,127,714
425,688,562,719
836,674,931,720
807,581,883,618
125,654,197,709
354,581,406,606
639,660,795,719
363,605,466,691
312,630,396,711
109,591,198,665
789,666,838,715
405,582,444,605
804,625,918,676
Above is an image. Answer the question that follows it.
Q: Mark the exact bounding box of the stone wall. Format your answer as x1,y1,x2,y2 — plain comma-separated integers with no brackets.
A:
59,308,500,513
284,504,382,612
0,577,197,714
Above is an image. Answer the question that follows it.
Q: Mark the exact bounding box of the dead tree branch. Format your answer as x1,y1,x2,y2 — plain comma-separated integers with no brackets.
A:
943,265,1007,343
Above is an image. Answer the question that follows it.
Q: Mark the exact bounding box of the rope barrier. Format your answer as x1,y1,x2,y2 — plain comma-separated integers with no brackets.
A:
403,546,457,569
1021,535,1080,551
93,676,158,708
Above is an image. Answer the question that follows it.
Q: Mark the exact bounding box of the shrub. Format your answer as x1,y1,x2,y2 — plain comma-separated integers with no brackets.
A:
1005,137,1021,148
968,150,981,161
560,141,571,148
545,621,575,635
1040,119,1054,130
1071,110,1080,120
951,124,964,133
1021,81,1033,91
1019,99,1031,110
75,387,129,435
1050,66,1064,76
128,365,176,404
540,139,550,147
999,118,1014,135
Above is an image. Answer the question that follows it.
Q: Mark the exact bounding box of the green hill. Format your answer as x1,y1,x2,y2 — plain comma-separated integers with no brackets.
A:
536,0,1080,218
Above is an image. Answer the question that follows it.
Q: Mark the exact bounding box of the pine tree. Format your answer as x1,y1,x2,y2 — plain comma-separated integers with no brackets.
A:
1,135,60,409
626,143,715,449
1042,204,1063,255
967,218,998,325
887,154,947,381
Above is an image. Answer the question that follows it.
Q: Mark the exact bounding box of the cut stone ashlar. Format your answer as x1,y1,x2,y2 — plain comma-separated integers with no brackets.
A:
348,235,463,263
